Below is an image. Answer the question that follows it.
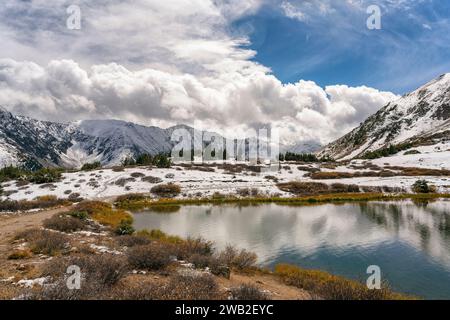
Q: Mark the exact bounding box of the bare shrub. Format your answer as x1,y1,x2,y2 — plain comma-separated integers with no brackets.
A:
16,180,30,187
277,181,329,195
230,284,269,300
186,254,230,278
2,190,18,196
330,183,360,193
150,183,181,198
115,193,146,203
15,229,69,256
185,166,215,173
43,214,88,233
130,172,145,178
142,176,163,184
310,171,353,179
115,235,151,247
14,228,43,241
115,177,136,187
33,233,69,256
218,245,257,270
176,237,214,260
236,188,259,198
96,274,204,300
106,280,160,300
264,175,279,182
127,244,172,270
188,253,216,269
0,196,68,212
39,183,57,189
36,254,129,299
379,170,396,177
43,254,128,286
360,186,383,193
161,274,222,300
236,188,251,197
297,166,321,173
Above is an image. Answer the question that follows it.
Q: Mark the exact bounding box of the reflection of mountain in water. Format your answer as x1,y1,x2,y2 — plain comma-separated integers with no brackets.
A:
134,201,450,268
133,201,450,299
358,201,450,267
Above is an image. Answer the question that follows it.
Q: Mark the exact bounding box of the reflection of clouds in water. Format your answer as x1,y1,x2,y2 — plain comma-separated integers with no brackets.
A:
133,201,450,267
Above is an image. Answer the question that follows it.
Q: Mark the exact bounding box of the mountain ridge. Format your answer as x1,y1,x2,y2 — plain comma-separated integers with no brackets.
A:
319,73,450,160
0,108,319,169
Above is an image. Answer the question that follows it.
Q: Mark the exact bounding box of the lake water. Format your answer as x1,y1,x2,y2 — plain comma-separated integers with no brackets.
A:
132,200,450,299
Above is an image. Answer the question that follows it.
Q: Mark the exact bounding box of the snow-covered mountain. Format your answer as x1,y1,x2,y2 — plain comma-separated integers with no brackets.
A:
8,70,448,169
1,107,299,169
287,140,322,154
0,107,180,169
319,74,450,160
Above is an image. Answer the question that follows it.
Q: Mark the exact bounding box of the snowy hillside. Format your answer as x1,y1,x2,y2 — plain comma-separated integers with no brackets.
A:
0,108,283,169
319,74,450,161
0,107,177,169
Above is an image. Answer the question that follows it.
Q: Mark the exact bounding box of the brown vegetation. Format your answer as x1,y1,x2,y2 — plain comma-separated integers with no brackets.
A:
127,244,172,270
277,181,361,195
43,213,89,233
150,183,181,198
230,284,269,300
0,195,69,212
275,264,410,300
311,167,450,180
15,229,69,256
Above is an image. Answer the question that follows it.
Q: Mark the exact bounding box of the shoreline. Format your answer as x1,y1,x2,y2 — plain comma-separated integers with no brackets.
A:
115,192,450,210
0,202,415,300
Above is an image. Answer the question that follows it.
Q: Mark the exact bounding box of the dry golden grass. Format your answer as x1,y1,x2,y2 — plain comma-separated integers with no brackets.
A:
8,249,32,260
275,264,413,300
136,229,184,245
115,191,450,212
91,209,132,228
0,283,21,300
74,201,133,229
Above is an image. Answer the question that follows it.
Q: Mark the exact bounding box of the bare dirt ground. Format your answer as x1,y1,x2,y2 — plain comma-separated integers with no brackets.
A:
217,273,311,300
0,207,73,288
0,207,71,245
0,206,310,300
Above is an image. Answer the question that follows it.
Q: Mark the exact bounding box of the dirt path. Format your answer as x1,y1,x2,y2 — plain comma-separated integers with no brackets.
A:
218,273,312,300
0,206,71,247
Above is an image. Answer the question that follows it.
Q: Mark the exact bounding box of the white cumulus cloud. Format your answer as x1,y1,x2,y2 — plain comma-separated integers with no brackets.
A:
0,0,399,146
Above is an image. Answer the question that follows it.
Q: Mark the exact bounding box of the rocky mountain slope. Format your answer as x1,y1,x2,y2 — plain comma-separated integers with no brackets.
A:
0,107,310,169
319,74,450,160
0,107,178,169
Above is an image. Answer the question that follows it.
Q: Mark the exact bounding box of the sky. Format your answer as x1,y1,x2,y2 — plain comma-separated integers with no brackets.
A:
0,0,449,146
